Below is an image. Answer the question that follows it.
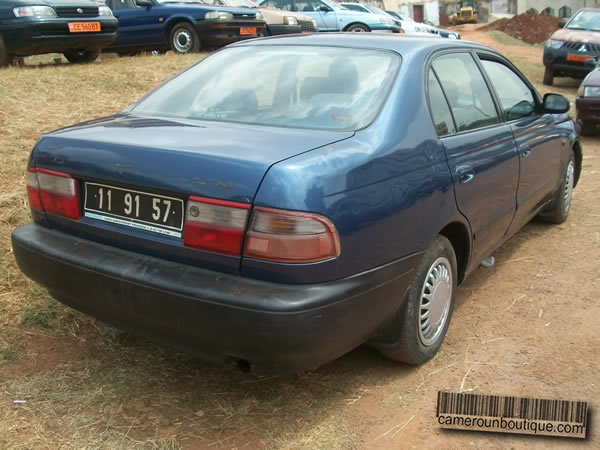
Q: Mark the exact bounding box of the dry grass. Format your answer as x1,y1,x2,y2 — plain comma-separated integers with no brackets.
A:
0,52,387,449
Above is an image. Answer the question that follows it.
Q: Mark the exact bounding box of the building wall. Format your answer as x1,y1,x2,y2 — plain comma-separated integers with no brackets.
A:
516,0,587,15
385,0,441,24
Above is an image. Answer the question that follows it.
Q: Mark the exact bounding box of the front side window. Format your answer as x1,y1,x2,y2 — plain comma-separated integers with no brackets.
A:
131,46,400,131
294,0,317,12
432,53,499,132
109,0,138,9
480,59,536,121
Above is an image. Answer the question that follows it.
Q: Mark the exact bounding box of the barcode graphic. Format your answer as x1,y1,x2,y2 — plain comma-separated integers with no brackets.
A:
436,392,587,438
437,392,587,425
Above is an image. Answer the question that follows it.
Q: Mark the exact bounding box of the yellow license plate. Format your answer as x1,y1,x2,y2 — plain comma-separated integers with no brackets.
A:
240,27,256,35
68,22,101,33
566,53,593,63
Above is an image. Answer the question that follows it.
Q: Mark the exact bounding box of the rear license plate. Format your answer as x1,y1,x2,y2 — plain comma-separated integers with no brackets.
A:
68,22,101,33
240,27,256,35
84,183,184,238
566,53,593,63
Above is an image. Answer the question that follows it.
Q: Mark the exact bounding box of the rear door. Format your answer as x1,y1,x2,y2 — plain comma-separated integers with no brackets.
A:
477,55,564,232
429,51,519,263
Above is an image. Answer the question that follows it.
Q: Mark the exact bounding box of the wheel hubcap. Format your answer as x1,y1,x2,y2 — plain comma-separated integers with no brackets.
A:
173,30,192,53
563,161,574,214
351,27,365,32
418,257,453,347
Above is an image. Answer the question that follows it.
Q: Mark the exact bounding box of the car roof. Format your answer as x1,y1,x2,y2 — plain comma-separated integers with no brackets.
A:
231,33,492,55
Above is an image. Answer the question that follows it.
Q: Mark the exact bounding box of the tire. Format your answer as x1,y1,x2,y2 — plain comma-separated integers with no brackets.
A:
117,51,140,57
543,66,554,86
578,119,595,136
538,151,575,224
169,22,201,54
346,23,370,32
0,36,10,67
63,49,100,64
380,235,457,365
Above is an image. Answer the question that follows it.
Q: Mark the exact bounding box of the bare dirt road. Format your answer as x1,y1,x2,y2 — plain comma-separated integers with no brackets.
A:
0,31,598,449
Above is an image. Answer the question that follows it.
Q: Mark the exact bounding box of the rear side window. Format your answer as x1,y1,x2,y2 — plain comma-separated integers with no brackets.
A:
427,69,456,136
264,0,292,10
432,53,500,132
480,59,536,121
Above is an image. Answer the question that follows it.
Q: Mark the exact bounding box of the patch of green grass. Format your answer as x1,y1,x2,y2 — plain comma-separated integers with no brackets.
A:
489,30,543,48
512,59,544,84
0,346,19,363
21,299,58,327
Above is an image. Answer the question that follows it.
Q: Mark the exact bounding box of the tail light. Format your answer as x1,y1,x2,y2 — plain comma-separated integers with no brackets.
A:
182,198,341,263
243,207,340,263
26,168,80,220
183,196,250,255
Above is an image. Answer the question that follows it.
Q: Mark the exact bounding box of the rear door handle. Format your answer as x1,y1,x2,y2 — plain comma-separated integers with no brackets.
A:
520,145,531,158
456,165,475,184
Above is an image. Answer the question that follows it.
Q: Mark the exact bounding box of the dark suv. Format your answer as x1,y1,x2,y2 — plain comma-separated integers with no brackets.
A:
0,0,118,66
543,7,600,85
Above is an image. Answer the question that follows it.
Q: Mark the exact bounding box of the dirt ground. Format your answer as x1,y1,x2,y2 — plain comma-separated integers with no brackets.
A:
0,30,599,449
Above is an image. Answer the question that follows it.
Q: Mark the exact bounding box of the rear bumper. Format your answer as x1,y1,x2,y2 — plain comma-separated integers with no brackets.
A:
576,96,600,122
12,223,418,374
2,18,118,56
370,24,402,33
266,24,302,35
195,20,266,45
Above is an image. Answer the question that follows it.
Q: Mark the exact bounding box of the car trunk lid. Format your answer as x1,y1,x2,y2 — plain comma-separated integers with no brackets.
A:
30,115,353,272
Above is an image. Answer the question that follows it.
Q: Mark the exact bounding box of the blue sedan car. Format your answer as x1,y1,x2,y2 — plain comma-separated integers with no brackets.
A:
257,0,400,32
12,35,580,374
102,0,266,54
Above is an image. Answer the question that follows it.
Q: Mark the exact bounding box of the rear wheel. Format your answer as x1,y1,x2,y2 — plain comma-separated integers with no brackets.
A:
543,66,554,86
169,22,201,54
578,119,596,136
117,51,140,57
0,37,11,67
63,49,100,64
380,235,457,365
539,151,575,224
346,24,370,32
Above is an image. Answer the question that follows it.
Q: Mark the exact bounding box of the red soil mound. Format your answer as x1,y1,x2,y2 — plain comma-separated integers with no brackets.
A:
481,12,559,44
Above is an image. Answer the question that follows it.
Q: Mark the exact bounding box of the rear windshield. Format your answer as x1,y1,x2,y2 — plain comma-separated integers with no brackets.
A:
566,9,600,32
131,45,400,131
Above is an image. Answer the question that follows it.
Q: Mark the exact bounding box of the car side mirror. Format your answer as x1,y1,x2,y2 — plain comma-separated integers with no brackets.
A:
136,0,153,6
543,93,570,114
319,5,331,12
